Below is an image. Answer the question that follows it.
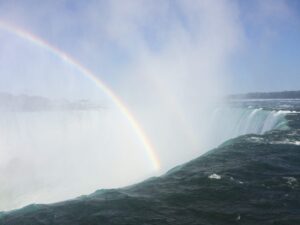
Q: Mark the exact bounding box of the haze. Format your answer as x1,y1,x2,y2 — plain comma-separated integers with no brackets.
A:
0,0,299,211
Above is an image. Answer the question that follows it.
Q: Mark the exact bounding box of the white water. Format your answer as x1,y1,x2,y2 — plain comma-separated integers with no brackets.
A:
0,109,153,211
207,107,288,147
0,106,288,211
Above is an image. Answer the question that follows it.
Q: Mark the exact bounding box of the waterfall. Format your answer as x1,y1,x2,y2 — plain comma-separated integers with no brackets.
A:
0,104,290,211
0,109,153,211
207,107,288,147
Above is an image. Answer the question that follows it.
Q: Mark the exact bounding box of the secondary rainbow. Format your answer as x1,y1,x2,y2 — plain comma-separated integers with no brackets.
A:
0,21,160,170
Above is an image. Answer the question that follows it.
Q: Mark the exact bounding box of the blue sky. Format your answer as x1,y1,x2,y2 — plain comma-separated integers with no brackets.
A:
0,0,299,98
229,0,300,93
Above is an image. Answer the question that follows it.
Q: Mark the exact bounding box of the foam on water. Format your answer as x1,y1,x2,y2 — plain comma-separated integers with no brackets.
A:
208,174,222,180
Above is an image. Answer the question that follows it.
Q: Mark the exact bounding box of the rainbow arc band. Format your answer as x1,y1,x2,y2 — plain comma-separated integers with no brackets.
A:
0,21,160,171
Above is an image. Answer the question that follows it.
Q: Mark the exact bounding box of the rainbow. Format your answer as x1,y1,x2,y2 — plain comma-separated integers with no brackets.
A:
0,21,160,170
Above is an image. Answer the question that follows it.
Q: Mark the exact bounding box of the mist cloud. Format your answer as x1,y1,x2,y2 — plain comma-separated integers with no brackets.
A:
0,0,295,211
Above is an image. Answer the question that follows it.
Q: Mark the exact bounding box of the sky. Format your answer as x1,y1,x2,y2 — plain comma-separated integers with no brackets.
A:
0,0,300,211
0,0,299,98
231,0,300,93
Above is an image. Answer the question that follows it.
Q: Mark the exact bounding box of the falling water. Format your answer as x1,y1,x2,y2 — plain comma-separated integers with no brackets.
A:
207,107,288,147
0,101,289,211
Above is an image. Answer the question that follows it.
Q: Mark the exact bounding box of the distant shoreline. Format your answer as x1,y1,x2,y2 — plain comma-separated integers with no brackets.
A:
229,90,300,99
